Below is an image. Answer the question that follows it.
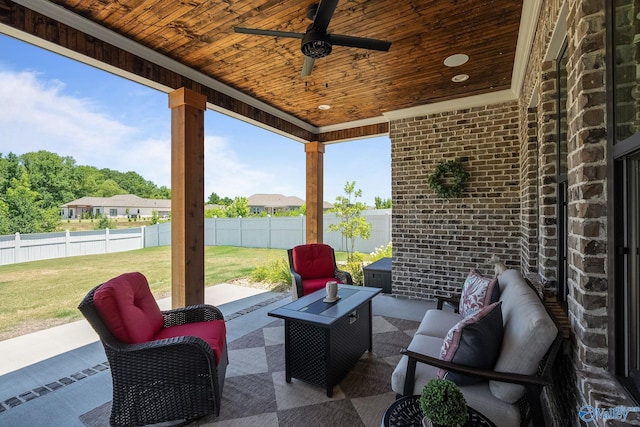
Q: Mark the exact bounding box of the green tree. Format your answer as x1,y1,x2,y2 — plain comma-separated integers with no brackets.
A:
0,200,12,235
74,165,101,196
1,172,60,234
94,179,127,197
206,192,233,206
280,204,306,216
0,153,21,197
207,192,222,205
225,196,250,218
20,151,77,209
374,196,392,209
205,206,227,218
150,186,171,199
328,181,372,258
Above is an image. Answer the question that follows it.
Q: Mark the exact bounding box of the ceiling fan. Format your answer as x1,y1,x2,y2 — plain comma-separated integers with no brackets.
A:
234,0,392,77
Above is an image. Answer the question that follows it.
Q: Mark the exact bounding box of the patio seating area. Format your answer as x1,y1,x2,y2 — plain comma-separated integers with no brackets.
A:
0,283,431,427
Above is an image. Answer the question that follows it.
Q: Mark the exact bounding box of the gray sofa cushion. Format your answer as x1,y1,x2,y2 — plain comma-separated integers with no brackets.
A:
391,334,521,427
438,301,503,385
490,269,558,403
415,309,462,338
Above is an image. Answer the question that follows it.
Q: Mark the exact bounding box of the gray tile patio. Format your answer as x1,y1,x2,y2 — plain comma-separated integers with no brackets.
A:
0,284,432,427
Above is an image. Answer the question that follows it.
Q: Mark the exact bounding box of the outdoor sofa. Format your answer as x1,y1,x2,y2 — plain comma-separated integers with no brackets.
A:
391,268,562,427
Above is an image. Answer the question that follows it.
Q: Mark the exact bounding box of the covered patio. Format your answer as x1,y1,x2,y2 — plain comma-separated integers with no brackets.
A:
0,0,638,426
0,283,432,426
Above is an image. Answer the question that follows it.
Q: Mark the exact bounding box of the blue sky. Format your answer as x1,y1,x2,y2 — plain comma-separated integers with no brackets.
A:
0,34,391,205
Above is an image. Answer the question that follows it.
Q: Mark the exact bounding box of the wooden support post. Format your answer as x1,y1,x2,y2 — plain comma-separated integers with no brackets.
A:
168,88,206,308
305,141,324,243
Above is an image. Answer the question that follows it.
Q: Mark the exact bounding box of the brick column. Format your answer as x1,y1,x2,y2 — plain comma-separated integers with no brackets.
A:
520,107,539,273
168,87,206,308
566,0,608,372
537,60,559,285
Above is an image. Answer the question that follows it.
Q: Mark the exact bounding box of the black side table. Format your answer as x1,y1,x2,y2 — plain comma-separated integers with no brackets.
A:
381,395,497,427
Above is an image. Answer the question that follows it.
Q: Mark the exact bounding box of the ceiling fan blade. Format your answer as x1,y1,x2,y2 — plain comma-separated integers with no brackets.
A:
312,0,339,31
234,27,304,39
329,34,392,51
301,56,315,77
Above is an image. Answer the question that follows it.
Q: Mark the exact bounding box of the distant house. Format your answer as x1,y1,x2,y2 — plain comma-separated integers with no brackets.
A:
60,194,171,219
247,194,333,215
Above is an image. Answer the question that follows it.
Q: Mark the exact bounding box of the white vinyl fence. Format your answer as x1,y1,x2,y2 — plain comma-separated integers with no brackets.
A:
0,210,391,266
0,228,145,266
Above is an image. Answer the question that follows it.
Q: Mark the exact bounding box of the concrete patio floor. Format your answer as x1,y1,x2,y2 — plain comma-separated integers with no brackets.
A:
0,284,432,427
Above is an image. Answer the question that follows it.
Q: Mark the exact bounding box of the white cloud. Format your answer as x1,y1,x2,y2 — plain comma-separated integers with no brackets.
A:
119,137,172,187
0,70,134,166
204,135,286,199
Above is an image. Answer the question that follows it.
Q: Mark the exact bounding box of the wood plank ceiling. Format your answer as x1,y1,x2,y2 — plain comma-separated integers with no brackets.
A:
0,0,524,143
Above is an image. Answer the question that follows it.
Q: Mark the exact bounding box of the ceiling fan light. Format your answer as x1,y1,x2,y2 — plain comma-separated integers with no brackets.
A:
301,27,332,58
318,104,331,110
302,40,332,58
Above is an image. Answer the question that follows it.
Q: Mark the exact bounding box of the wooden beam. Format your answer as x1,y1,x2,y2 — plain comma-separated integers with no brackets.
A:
318,122,389,143
169,87,206,308
305,141,324,243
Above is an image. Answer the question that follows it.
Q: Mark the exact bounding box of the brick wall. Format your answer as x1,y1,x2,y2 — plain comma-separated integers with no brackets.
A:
388,1,640,426
390,104,520,299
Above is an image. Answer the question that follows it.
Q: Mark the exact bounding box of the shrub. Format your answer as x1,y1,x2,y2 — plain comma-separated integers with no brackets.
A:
345,252,365,285
150,210,159,225
95,216,114,230
250,258,291,292
369,242,392,261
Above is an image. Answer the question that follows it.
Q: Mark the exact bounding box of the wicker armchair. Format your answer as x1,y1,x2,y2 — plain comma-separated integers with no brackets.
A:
288,243,352,299
78,272,228,426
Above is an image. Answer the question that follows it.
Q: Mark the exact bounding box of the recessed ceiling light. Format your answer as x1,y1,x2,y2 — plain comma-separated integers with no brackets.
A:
444,54,469,67
318,104,331,110
452,74,469,82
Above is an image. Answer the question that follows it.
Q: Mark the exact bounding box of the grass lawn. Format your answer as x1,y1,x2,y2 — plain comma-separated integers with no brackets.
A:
0,246,290,340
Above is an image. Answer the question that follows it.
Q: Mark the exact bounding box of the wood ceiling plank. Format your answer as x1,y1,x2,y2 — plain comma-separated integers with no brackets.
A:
42,0,524,134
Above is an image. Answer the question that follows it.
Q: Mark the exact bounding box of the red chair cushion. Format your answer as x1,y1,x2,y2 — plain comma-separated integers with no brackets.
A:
154,320,227,364
303,278,341,295
292,244,335,279
93,272,164,344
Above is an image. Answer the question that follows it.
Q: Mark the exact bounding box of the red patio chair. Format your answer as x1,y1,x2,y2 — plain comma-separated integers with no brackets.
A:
288,243,353,299
78,272,228,426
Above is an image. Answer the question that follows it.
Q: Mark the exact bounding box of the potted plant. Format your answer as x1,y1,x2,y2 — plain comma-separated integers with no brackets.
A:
419,379,468,427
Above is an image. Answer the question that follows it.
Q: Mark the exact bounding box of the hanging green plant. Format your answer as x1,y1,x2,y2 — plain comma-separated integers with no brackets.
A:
427,159,470,199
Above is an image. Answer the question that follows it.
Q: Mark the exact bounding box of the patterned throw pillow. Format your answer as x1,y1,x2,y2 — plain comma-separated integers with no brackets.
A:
458,269,500,317
438,301,504,385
